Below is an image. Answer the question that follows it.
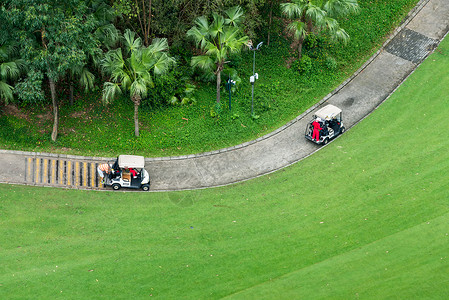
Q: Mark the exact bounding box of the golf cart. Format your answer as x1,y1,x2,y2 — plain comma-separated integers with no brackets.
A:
102,155,150,191
305,104,345,145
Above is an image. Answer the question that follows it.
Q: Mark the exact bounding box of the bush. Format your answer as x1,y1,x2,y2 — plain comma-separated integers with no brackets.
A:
299,54,313,74
14,70,46,104
142,66,193,110
325,56,337,71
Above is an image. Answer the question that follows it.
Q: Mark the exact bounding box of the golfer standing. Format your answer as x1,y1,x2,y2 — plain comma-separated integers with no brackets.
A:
312,118,322,142
97,163,111,184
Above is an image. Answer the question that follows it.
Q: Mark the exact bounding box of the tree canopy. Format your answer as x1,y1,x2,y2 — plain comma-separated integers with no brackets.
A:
281,0,359,59
1,0,103,140
102,29,175,137
187,6,249,104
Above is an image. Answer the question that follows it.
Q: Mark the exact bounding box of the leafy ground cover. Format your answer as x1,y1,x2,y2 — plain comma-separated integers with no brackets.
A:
0,0,419,157
2,33,449,299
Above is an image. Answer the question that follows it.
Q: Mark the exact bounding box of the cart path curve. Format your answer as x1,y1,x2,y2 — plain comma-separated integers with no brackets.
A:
1,0,449,191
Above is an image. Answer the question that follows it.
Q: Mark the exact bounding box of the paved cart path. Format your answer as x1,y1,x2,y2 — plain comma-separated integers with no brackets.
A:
1,0,449,191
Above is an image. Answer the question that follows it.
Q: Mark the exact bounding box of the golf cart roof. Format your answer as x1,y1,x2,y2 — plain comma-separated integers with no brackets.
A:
314,104,342,120
118,155,145,169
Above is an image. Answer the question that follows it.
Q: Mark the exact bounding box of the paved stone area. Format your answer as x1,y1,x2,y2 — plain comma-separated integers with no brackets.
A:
1,0,449,191
385,28,437,63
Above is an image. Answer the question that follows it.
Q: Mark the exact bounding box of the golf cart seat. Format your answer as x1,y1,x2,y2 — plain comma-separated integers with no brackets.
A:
122,170,131,182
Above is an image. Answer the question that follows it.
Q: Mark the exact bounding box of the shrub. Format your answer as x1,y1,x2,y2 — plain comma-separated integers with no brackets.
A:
325,56,338,71
299,54,313,74
169,83,197,106
14,70,46,104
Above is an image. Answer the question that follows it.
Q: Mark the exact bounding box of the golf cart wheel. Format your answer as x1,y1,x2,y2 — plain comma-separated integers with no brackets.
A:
323,138,329,145
340,127,346,134
112,183,121,190
141,184,150,191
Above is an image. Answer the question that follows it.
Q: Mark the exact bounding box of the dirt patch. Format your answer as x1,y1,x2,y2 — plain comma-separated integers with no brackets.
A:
285,57,296,69
3,104,28,119
36,111,52,121
71,111,87,118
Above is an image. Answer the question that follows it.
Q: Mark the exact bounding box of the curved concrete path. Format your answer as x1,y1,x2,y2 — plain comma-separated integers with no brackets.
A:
1,0,449,191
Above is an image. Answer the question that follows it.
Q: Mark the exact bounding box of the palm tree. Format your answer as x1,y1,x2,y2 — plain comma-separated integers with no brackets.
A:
281,0,359,60
0,42,26,103
68,66,95,106
68,1,120,106
101,29,175,137
187,6,249,104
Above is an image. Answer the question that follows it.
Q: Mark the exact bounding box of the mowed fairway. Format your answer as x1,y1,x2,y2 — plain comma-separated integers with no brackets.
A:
2,39,449,299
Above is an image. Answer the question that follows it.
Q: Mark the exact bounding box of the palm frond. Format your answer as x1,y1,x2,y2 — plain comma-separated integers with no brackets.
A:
227,35,250,54
332,27,350,44
152,53,175,75
139,71,153,88
120,70,133,90
210,13,225,39
14,58,27,74
130,78,148,99
123,29,142,54
102,81,122,104
305,5,326,25
324,0,360,18
220,26,240,45
0,80,14,103
0,46,8,61
0,61,21,81
191,55,215,73
101,48,124,75
194,16,210,35
204,42,221,60
187,26,208,50
323,16,339,32
281,2,306,19
130,49,147,77
286,21,307,41
93,1,117,23
96,23,120,49
0,42,18,61
146,38,169,56
225,6,245,27
79,68,95,92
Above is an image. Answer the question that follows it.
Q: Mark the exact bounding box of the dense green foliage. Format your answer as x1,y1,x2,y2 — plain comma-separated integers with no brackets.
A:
0,42,26,103
0,0,107,141
281,0,359,59
2,36,449,298
187,6,249,104
101,29,175,136
0,0,419,156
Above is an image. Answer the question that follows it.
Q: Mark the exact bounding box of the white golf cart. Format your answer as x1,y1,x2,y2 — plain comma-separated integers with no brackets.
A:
103,155,150,191
305,104,345,145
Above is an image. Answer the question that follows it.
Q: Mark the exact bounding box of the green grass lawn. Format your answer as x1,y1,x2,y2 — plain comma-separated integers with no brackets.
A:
2,35,449,299
0,0,419,157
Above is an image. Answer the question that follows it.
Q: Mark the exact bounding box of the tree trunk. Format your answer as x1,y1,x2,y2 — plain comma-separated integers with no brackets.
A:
298,14,309,61
49,77,59,142
69,81,74,106
216,69,221,104
267,0,273,46
132,94,141,137
298,36,304,60
137,0,152,46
